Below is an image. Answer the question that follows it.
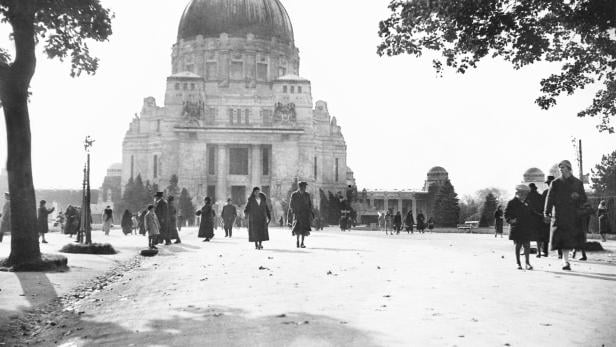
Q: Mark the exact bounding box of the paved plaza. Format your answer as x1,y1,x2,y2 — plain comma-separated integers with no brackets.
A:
1,227,615,346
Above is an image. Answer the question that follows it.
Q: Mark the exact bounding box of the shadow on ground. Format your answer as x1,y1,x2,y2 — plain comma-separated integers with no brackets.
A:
21,305,381,347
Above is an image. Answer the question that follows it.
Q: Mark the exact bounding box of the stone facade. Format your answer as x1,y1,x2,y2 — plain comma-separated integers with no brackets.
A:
121,0,349,210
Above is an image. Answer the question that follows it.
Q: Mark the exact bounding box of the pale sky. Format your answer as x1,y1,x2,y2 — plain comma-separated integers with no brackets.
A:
0,0,614,199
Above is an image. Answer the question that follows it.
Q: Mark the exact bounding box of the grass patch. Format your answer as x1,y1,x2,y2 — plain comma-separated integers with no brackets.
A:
0,253,68,272
60,243,117,255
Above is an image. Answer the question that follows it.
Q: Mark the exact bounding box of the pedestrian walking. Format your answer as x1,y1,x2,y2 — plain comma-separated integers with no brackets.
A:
138,208,147,236
38,200,55,244
539,176,556,255
168,196,181,244
0,192,10,243
385,209,393,235
416,211,426,233
525,183,545,258
222,198,237,238
505,185,534,270
393,211,402,234
154,192,171,245
545,160,588,270
427,217,435,232
289,181,313,248
145,205,160,249
196,197,215,242
378,212,385,233
121,209,133,235
245,187,271,250
404,210,414,234
102,205,113,236
598,200,610,242
494,206,504,237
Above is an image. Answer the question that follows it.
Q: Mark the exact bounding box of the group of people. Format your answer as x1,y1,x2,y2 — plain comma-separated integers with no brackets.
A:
503,160,605,271
378,209,433,235
142,181,315,250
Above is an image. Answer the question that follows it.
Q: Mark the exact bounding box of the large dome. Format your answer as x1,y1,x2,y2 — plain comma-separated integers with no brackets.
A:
177,0,295,44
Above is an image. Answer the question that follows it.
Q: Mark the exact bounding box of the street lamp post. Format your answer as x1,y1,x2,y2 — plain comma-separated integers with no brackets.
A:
78,136,95,245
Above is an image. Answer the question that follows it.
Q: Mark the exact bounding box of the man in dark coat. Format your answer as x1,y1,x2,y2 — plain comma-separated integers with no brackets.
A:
154,192,170,245
505,184,534,270
539,176,556,256
404,210,414,233
525,183,545,257
545,160,588,271
416,211,426,233
244,187,271,249
167,196,181,244
222,198,237,238
289,181,314,248
38,200,55,244
196,197,216,242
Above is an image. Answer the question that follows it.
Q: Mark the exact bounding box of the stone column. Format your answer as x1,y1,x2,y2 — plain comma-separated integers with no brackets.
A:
216,145,227,203
412,196,417,221
397,199,403,213
383,197,388,212
251,145,261,189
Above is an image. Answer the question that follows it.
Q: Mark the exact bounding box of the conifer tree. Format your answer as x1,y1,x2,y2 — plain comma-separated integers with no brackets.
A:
479,193,498,227
433,180,460,227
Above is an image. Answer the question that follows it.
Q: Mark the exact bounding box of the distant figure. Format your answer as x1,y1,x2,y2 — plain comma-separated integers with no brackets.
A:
525,183,545,258
196,197,215,242
55,211,65,231
0,192,10,243
132,214,139,234
393,211,402,234
64,205,80,237
245,187,271,250
598,200,610,242
385,210,393,235
494,206,504,238
404,210,414,234
545,160,588,270
145,205,160,249
289,181,314,248
416,211,426,233
538,176,556,255
222,198,237,238
38,200,55,244
378,212,385,232
121,209,133,235
339,210,349,232
427,217,435,232
138,208,147,236
168,196,181,244
505,185,534,270
102,205,113,236
154,192,170,245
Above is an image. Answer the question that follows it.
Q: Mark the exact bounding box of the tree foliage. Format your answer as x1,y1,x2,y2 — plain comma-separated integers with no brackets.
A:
378,0,616,132
166,174,180,199
479,192,498,227
178,188,195,226
433,180,460,227
591,150,616,194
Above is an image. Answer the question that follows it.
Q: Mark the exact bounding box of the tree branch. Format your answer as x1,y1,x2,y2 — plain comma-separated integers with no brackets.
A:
9,0,36,88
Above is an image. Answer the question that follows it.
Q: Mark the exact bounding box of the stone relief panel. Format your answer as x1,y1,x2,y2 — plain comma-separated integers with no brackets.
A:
273,102,296,125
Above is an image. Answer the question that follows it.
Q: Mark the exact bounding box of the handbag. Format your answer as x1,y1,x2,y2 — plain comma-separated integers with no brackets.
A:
576,202,594,217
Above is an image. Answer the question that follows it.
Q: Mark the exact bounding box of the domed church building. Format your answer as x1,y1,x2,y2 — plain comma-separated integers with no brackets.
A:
122,0,350,208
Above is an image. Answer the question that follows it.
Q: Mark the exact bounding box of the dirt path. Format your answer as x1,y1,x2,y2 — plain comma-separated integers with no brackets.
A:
4,227,616,346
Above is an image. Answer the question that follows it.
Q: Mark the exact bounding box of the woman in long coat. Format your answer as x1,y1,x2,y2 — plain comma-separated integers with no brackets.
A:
494,206,504,237
598,200,610,242
38,200,55,244
244,187,271,250
121,209,133,235
145,205,160,249
545,161,587,270
102,206,113,236
196,197,216,242
505,185,534,270
525,183,545,257
404,210,414,234
167,196,181,244
289,182,313,248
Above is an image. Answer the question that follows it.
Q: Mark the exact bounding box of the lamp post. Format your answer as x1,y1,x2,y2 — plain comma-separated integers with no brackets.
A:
78,136,95,244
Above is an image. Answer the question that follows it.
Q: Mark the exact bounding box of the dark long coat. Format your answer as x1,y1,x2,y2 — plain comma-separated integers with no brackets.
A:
537,190,551,242
289,190,313,236
598,206,610,234
121,210,133,235
168,202,179,239
416,213,426,231
155,198,169,239
545,175,587,250
37,206,55,235
196,203,215,239
494,209,504,234
244,193,271,242
222,204,237,228
404,212,414,230
525,189,544,242
505,197,534,242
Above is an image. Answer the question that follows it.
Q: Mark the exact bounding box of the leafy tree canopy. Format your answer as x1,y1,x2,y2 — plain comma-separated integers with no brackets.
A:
591,150,616,194
378,0,616,132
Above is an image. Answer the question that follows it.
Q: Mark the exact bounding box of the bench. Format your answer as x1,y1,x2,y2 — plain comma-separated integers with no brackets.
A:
457,221,479,233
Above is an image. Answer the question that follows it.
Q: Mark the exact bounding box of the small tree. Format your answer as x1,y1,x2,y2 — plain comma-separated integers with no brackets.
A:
319,189,329,226
591,150,616,195
166,174,180,198
433,180,460,227
0,1,112,268
479,193,498,227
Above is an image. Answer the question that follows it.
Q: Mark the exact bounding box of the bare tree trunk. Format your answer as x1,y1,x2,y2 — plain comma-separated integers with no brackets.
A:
2,87,41,265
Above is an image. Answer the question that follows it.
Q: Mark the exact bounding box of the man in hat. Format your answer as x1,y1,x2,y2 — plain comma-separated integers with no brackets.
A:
221,198,237,238
545,160,587,270
154,192,171,245
289,181,314,248
0,192,10,243
539,176,556,256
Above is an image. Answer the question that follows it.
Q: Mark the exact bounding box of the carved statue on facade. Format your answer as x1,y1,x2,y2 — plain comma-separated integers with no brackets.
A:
182,100,204,127
274,102,296,124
